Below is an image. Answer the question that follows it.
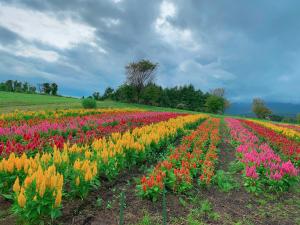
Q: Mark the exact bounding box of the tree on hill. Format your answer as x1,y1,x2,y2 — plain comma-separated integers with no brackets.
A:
102,87,114,99
205,95,225,114
5,80,13,92
51,83,58,95
0,80,37,94
126,59,158,102
297,113,300,124
42,83,52,95
13,80,22,92
140,83,162,105
92,92,101,100
252,98,272,119
205,88,229,114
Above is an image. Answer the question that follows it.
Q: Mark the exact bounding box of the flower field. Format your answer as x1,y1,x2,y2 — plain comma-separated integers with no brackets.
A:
0,109,299,224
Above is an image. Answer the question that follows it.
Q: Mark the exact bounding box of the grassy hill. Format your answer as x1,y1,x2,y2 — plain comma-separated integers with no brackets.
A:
0,91,81,113
0,91,197,114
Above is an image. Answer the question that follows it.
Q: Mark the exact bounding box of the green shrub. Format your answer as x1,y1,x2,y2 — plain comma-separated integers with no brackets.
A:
82,98,97,109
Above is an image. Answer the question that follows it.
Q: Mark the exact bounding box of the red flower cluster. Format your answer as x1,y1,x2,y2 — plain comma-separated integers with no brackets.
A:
138,118,221,200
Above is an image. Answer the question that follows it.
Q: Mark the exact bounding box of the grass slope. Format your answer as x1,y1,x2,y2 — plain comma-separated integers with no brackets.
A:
0,91,198,114
0,91,81,113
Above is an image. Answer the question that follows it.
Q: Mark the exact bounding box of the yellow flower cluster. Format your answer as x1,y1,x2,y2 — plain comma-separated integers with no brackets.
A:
0,107,145,121
0,152,39,174
73,159,98,183
248,119,300,140
13,165,63,208
92,114,208,162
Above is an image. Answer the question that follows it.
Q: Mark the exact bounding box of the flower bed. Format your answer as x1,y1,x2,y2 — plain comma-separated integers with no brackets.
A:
137,118,220,201
0,113,207,223
0,111,182,155
241,119,300,162
226,118,298,192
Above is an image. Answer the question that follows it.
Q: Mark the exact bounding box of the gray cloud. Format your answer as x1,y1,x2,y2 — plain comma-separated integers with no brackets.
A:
0,0,299,102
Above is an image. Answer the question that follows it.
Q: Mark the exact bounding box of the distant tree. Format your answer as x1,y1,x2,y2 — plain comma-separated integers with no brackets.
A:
210,88,225,97
252,98,272,119
297,113,300,124
140,83,162,105
28,86,36,93
50,83,58,95
282,117,296,124
113,84,137,103
269,114,284,122
13,80,22,92
42,83,52,95
126,59,158,102
205,95,225,114
5,80,14,92
92,92,101,100
102,87,114,100
0,83,6,91
22,82,28,92
207,88,229,114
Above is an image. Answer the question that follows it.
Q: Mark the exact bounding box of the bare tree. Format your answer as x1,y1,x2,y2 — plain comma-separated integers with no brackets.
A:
125,59,158,101
210,88,225,97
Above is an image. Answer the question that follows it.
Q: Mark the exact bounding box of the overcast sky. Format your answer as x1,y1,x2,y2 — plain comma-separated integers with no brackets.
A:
0,0,299,103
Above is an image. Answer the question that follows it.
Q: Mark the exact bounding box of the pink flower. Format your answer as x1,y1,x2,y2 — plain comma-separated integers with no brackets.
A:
270,172,283,180
281,160,298,176
245,166,259,179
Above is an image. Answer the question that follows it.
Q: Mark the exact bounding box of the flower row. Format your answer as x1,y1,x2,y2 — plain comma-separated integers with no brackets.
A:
0,114,207,222
0,112,181,155
241,119,300,162
226,118,298,192
246,119,300,141
137,118,220,201
0,108,144,124
276,123,300,133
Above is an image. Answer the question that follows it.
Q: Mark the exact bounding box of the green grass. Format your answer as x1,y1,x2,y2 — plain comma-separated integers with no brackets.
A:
0,91,81,113
0,91,200,114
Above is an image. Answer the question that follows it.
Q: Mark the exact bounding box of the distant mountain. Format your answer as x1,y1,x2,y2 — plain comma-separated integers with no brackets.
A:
226,102,300,117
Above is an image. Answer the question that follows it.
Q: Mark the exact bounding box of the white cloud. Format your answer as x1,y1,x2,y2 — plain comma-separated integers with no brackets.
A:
0,42,59,62
154,1,200,51
0,3,100,50
101,18,120,27
111,0,123,3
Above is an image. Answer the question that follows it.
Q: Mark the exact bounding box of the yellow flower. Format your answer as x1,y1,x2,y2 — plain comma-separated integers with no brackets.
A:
39,180,46,197
18,189,26,208
54,190,62,207
84,169,92,181
73,160,81,170
53,147,62,164
24,176,32,188
13,177,20,193
56,174,64,189
50,175,57,189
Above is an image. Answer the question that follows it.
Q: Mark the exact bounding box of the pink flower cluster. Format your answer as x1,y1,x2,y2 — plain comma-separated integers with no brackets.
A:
226,118,298,181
